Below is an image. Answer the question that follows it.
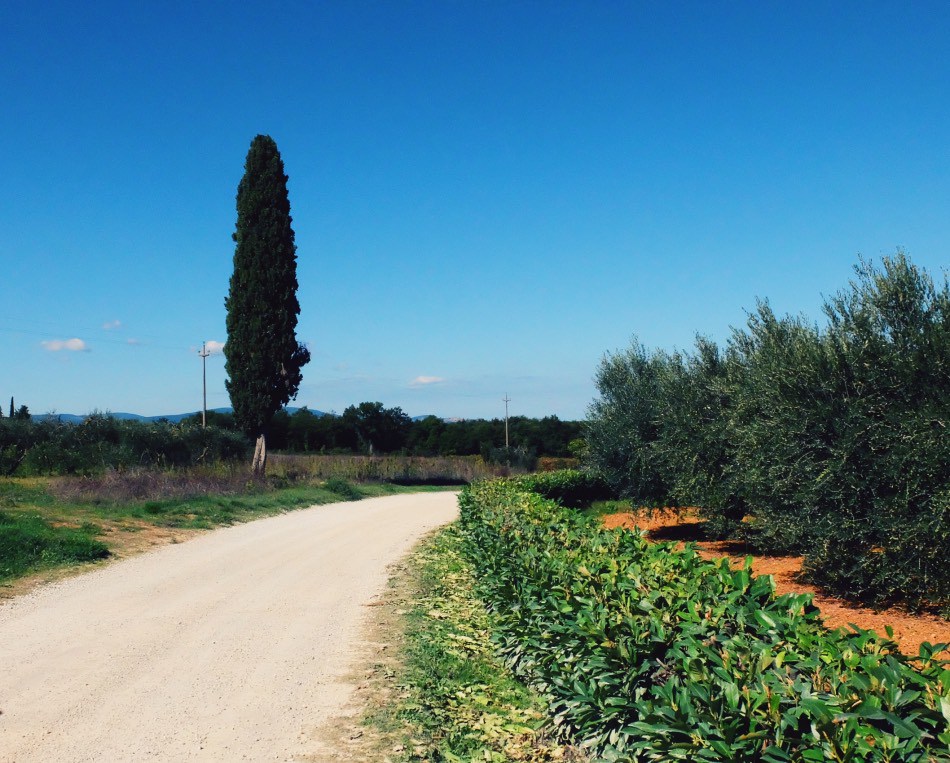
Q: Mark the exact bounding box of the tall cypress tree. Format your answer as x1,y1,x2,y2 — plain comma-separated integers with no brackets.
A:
225,135,310,474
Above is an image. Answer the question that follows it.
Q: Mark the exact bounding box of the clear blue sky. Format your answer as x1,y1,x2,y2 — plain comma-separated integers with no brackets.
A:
3,1,949,420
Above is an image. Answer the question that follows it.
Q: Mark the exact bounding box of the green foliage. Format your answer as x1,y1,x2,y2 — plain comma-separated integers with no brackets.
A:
225,134,310,439
459,479,950,761
407,414,581,460
341,401,411,454
273,407,583,458
585,253,950,608
0,416,249,476
514,469,612,509
586,342,673,504
0,511,109,580
375,525,581,762
322,477,362,501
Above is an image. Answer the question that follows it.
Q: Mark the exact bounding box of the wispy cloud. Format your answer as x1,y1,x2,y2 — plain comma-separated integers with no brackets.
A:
410,375,446,387
205,340,226,355
42,338,90,352
127,338,141,346
102,319,121,330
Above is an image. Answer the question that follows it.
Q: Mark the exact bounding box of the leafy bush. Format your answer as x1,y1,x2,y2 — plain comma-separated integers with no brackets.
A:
460,479,950,761
323,477,363,501
514,469,612,509
0,416,249,476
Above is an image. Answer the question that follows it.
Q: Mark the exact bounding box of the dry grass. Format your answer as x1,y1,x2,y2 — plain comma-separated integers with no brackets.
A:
268,454,518,485
48,465,258,503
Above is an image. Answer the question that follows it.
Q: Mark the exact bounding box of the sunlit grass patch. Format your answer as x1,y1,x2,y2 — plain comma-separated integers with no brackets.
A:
0,511,109,580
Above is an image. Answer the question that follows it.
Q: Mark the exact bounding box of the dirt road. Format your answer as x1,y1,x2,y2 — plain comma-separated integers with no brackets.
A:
0,492,459,762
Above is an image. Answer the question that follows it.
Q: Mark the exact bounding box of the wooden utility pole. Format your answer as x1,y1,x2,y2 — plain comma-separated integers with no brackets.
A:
199,342,211,427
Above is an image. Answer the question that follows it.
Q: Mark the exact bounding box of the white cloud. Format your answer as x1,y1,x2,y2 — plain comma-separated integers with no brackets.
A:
42,338,89,352
410,375,446,387
102,320,121,330
205,340,226,355
127,338,141,346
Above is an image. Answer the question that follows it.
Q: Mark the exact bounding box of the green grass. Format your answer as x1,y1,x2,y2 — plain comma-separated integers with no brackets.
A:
0,475,459,582
368,524,585,762
0,510,109,581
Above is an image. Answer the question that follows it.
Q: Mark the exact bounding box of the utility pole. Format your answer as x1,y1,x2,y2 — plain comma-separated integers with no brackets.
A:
503,393,511,449
198,342,211,427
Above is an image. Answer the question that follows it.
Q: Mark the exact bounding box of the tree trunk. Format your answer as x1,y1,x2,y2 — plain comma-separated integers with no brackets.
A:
251,433,267,477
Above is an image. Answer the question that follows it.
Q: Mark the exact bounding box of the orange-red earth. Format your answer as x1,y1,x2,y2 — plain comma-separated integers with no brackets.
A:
603,508,950,658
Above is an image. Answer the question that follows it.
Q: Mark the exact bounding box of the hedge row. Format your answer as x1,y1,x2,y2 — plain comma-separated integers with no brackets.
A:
513,469,612,508
586,253,950,609
459,477,950,762
0,416,249,475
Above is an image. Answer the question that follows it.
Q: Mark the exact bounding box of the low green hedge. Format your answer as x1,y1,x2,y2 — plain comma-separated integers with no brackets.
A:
459,479,950,762
513,469,612,508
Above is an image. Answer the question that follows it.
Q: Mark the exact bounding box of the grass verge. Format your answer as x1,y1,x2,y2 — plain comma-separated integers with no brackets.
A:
363,524,586,762
0,510,109,581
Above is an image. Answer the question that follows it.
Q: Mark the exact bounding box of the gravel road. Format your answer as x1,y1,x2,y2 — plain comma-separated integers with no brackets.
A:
0,492,459,762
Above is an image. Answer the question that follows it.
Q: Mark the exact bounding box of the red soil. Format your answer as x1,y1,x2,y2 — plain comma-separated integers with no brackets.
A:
603,509,950,658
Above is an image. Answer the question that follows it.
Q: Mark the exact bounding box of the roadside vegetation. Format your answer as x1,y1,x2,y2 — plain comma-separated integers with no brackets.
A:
366,524,586,762
586,253,950,612
0,470,454,586
459,471,950,762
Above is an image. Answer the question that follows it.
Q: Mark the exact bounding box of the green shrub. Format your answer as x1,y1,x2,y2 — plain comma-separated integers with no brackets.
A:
513,469,612,509
459,479,950,761
1,417,250,476
323,477,363,501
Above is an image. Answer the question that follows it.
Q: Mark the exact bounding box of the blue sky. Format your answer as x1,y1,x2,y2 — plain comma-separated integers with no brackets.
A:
2,1,949,420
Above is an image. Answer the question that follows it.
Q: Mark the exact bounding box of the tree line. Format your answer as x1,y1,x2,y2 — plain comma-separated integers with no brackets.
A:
585,252,950,610
201,402,582,460
0,404,581,476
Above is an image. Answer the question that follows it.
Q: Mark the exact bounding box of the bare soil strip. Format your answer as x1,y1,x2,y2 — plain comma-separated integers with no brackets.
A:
604,509,950,657
0,493,458,763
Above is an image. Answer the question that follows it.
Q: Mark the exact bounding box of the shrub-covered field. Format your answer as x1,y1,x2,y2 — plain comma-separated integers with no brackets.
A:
0,415,248,476
459,474,950,761
586,253,950,610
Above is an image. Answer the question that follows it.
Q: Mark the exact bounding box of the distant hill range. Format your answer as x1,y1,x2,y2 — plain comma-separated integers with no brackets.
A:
30,408,448,424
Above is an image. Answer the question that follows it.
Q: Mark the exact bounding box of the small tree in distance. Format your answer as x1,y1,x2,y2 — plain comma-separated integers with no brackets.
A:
225,135,310,475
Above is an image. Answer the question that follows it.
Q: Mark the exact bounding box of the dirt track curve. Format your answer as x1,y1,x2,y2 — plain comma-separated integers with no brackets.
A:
0,492,459,762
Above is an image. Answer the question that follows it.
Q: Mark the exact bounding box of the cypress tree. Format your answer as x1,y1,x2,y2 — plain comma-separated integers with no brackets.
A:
225,135,310,474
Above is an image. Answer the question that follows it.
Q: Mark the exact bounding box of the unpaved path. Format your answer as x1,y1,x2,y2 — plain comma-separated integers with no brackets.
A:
0,492,459,763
